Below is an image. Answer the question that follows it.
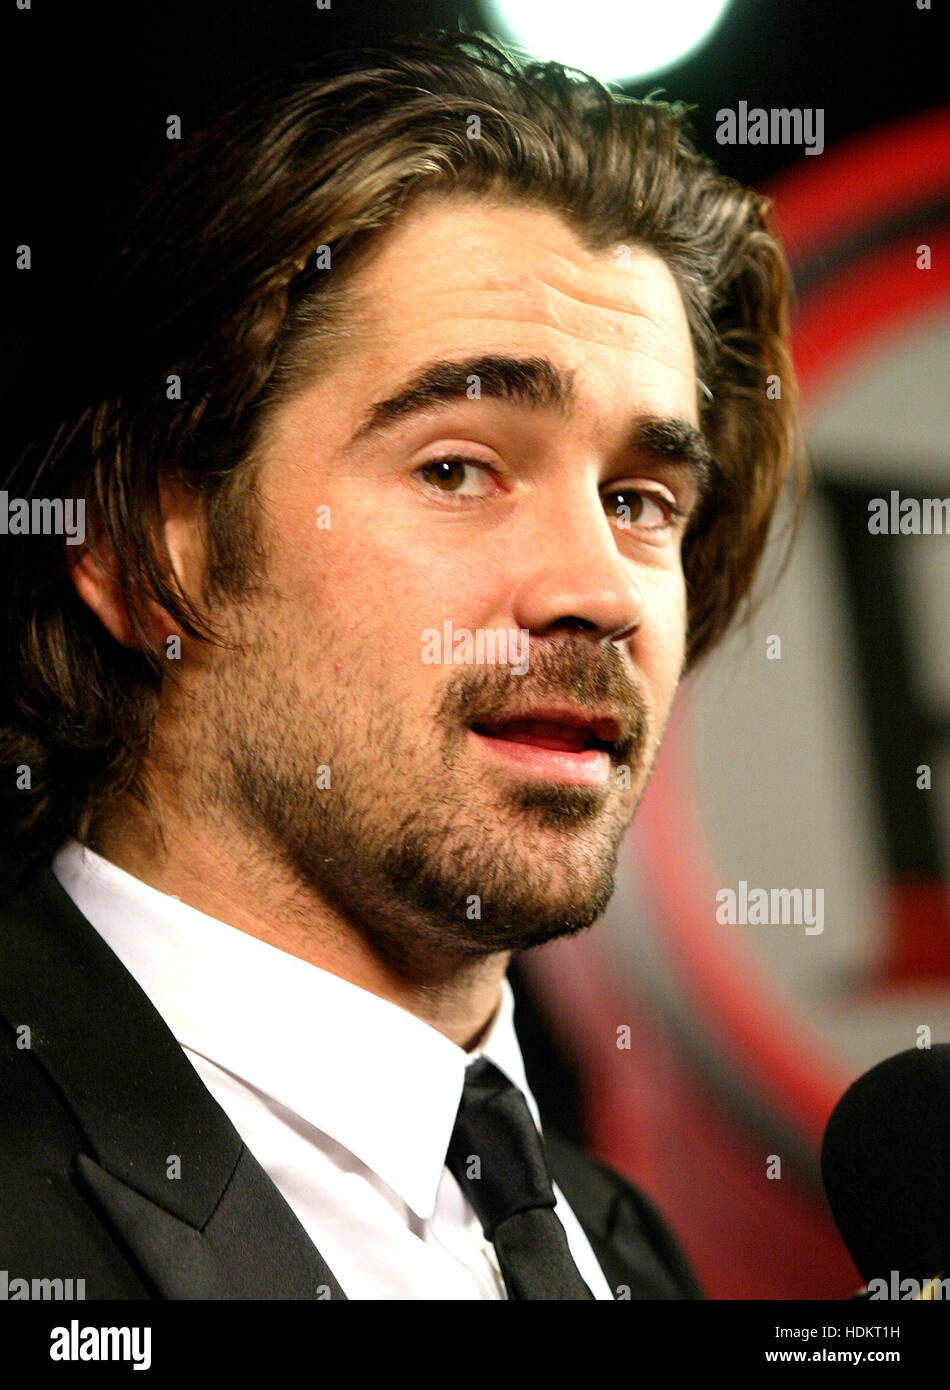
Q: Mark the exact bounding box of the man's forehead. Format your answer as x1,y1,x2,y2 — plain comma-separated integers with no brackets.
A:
316,195,701,425
348,194,695,344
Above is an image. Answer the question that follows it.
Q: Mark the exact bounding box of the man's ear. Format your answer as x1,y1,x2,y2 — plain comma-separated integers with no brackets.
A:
67,482,206,652
68,531,144,650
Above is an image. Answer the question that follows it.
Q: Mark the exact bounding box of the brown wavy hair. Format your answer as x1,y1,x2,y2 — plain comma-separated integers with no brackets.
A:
1,29,804,862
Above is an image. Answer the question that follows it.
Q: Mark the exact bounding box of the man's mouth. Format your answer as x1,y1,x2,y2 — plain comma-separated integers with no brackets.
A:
467,706,625,786
471,718,612,753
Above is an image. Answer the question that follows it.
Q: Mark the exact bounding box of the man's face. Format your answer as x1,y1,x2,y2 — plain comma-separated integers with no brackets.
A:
183,196,704,974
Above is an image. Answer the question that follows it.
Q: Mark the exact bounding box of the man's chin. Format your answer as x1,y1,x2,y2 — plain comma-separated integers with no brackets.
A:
364,784,631,954
376,854,620,960
363,899,611,971
455,909,607,957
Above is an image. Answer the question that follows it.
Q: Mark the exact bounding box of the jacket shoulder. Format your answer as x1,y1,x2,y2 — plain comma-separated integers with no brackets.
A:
0,855,161,1295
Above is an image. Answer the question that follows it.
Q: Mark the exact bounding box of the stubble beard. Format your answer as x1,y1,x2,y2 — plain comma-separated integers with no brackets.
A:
185,591,658,978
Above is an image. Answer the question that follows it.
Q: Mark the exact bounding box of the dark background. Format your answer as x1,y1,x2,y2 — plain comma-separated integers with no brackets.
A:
10,0,947,452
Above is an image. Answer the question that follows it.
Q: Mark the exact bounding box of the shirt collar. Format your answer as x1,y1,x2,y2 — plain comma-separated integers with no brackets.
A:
51,837,539,1220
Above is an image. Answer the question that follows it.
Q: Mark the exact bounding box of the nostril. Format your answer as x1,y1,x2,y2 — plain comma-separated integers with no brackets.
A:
555,617,598,634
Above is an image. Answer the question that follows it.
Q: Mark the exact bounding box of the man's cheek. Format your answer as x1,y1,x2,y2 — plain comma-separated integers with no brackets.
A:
642,574,687,667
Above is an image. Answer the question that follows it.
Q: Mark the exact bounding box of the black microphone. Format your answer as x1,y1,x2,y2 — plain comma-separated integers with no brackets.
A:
821,1043,950,1292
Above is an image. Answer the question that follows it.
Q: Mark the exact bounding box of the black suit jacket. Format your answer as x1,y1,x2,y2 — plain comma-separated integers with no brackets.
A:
0,856,701,1300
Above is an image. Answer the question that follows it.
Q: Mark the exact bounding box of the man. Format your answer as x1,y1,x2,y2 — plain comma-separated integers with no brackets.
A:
1,31,802,1299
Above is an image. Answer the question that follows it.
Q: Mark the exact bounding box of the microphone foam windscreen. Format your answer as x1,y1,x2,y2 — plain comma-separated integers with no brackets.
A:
820,1043,950,1285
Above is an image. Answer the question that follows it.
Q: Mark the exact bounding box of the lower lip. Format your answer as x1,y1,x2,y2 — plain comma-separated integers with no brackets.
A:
470,730,611,785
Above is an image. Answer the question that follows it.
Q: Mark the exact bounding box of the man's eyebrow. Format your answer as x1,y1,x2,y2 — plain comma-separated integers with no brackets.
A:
627,417,715,502
342,352,715,500
343,355,575,452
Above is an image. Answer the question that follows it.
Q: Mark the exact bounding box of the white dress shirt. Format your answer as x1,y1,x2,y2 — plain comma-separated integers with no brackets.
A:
51,838,614,1300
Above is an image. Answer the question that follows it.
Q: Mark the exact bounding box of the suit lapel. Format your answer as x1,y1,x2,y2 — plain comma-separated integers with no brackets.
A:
0,859,347,1299
74,1150,343,1299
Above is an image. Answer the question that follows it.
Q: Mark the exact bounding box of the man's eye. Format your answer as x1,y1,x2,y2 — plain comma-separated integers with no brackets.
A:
414,462,681,528
603,489,679,531
416,457,494,497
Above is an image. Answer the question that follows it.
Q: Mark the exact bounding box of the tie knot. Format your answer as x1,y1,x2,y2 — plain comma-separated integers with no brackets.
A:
445,1057,556,1238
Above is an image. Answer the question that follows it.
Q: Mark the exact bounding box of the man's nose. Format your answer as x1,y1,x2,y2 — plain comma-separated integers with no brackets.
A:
507,485,644,646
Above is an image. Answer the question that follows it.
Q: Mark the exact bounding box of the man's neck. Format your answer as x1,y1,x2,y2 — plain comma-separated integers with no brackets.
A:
88,801,509,1053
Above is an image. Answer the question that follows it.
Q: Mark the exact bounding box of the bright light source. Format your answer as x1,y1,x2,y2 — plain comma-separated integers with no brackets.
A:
482,0,734,83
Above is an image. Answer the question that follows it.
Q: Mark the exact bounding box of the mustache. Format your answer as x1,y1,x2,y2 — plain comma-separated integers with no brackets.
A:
436,639,650,758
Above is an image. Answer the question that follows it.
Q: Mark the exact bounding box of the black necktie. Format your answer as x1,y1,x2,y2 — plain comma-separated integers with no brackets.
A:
445,1057,595,1299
